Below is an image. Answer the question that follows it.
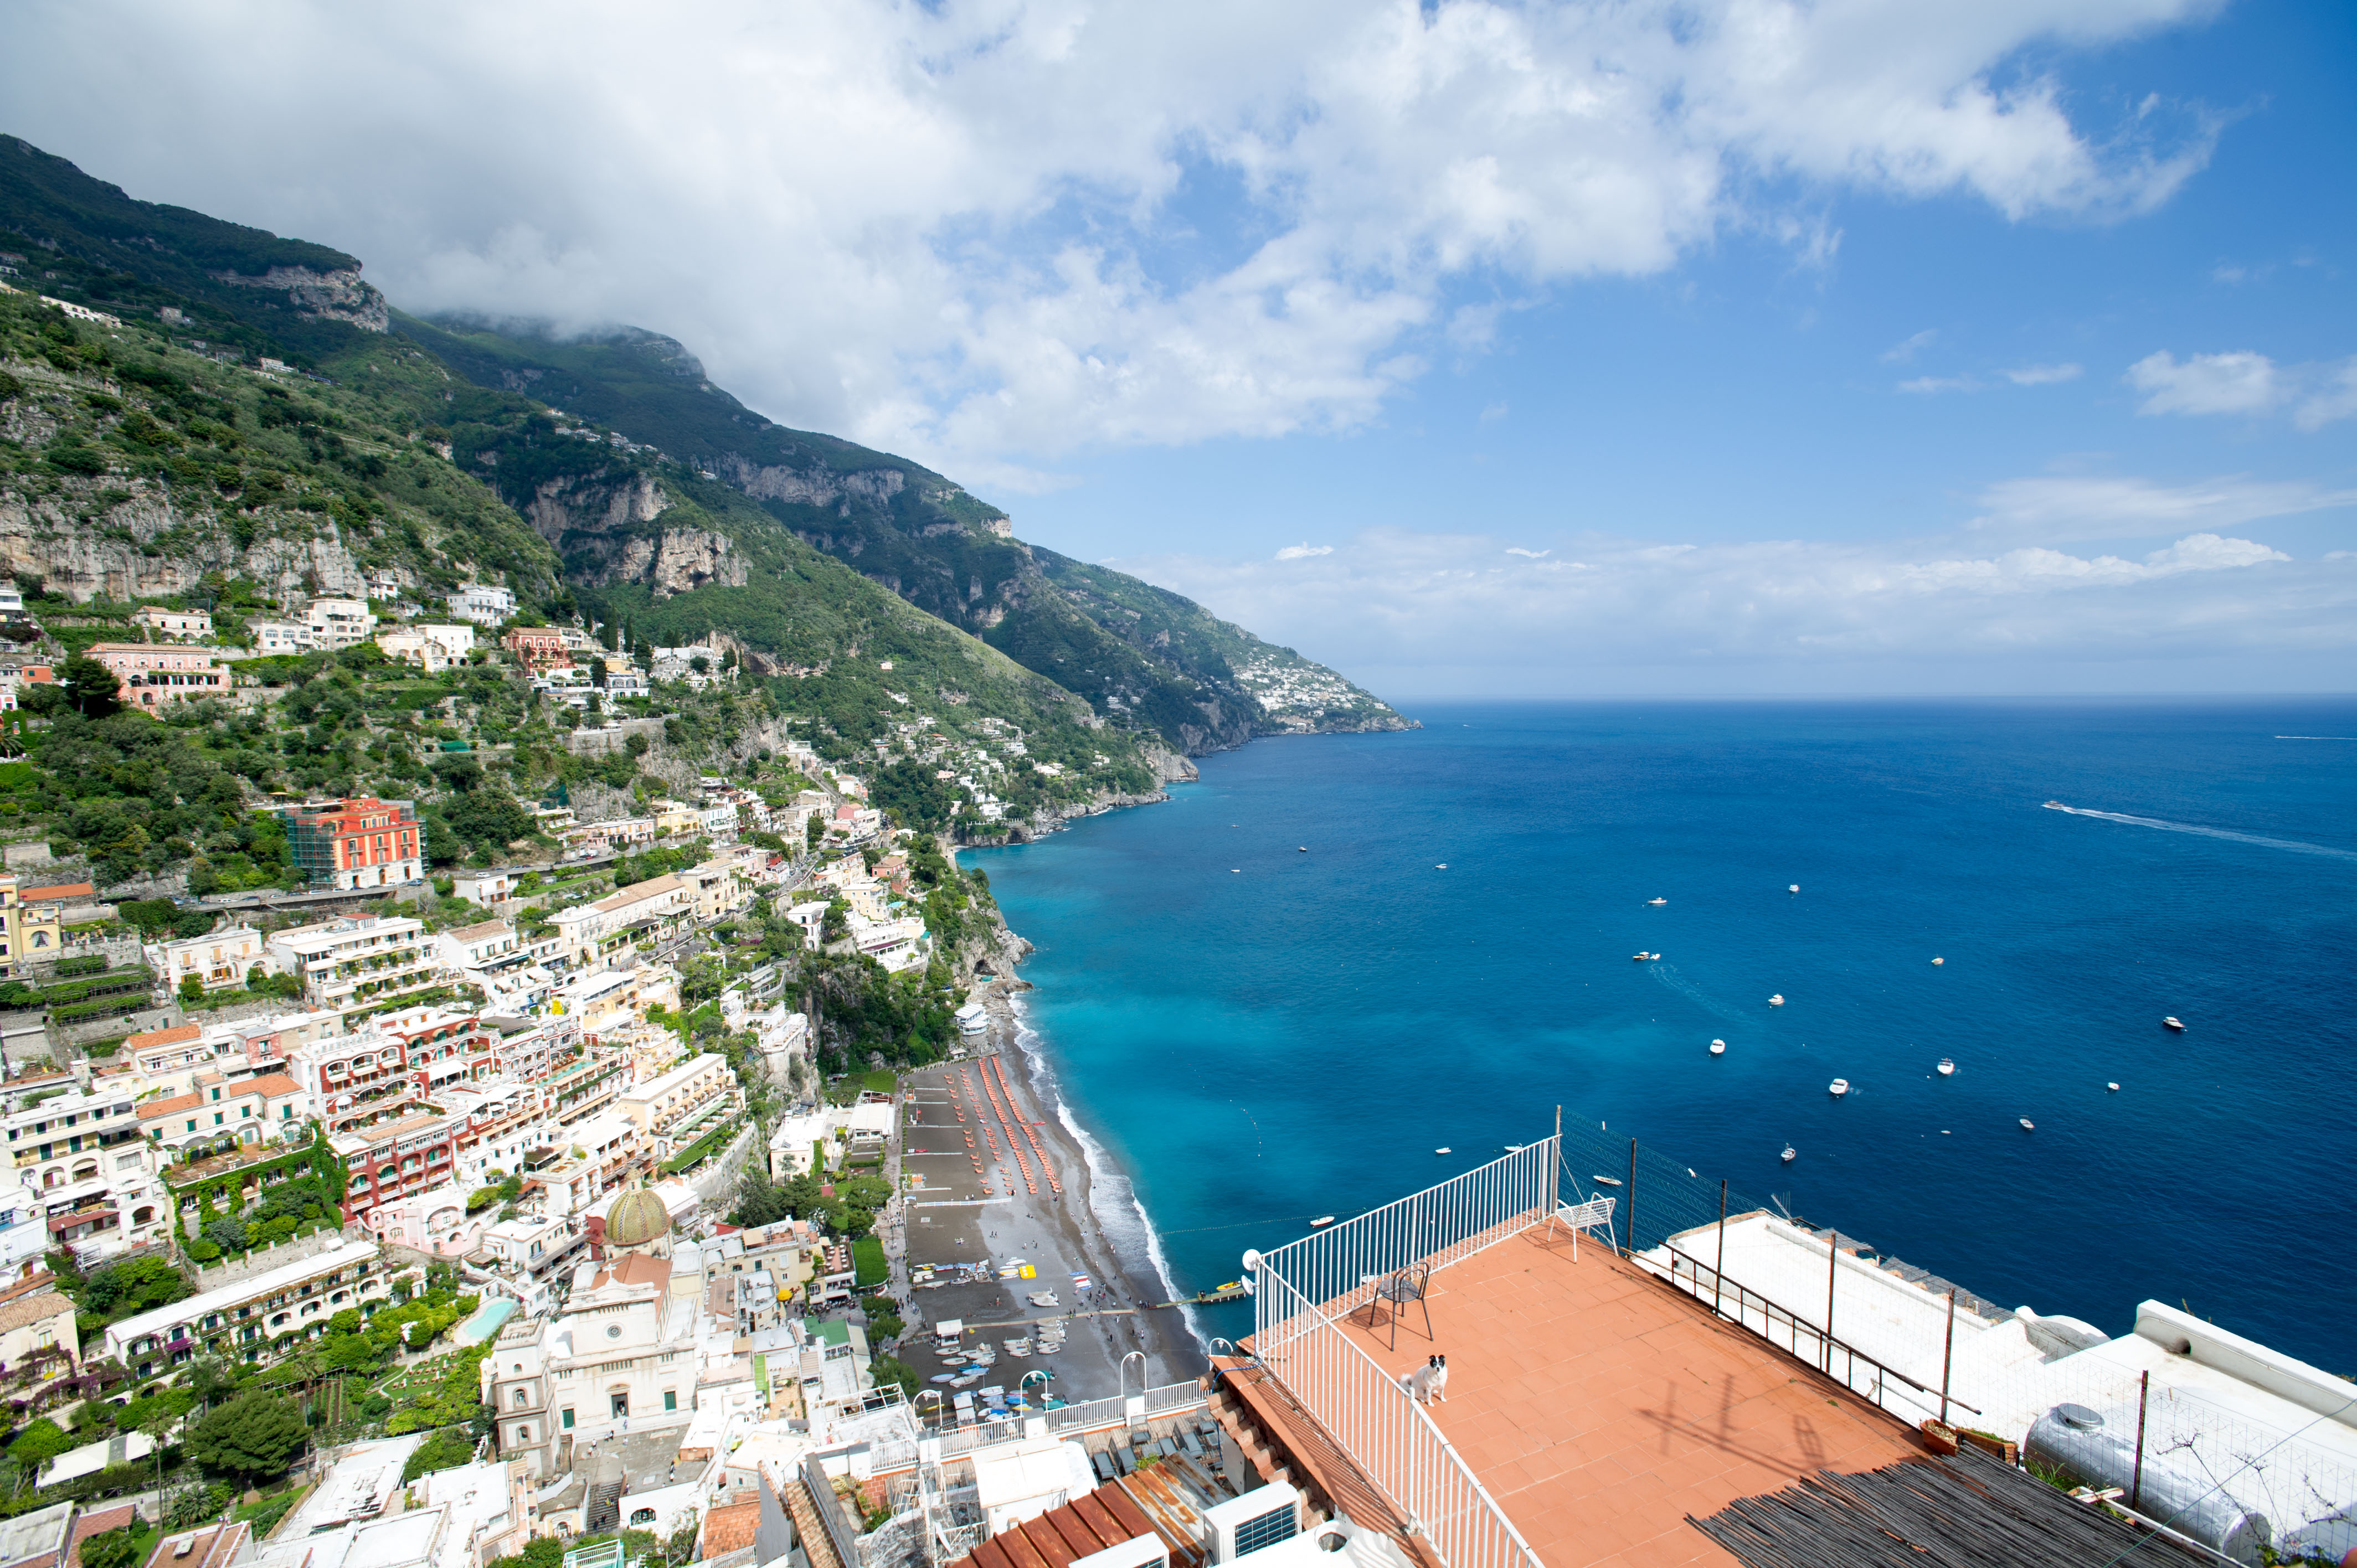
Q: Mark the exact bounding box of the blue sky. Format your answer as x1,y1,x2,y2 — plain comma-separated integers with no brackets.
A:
8,0,2351,693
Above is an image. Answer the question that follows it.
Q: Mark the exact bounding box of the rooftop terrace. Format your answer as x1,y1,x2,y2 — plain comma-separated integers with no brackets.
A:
1228,1141,1929,1568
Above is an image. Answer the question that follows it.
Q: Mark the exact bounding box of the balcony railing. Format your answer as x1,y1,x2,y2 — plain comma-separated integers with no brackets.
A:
1249,1142,1558,1568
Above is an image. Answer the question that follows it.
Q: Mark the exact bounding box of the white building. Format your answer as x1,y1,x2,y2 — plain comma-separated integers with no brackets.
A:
247,619,312,656
144,924,266,994
135,606,213,641
305,598,377,650
614,1053,737,1154
104,1236,390,1375
0,1084,172,1262
447,584,518,625
374,629,452,674
549,875,691,973
416,623,477,659
266,914,443,1017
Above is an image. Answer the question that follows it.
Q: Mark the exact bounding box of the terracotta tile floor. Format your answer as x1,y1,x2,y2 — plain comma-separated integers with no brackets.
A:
1338,1227,1923,1568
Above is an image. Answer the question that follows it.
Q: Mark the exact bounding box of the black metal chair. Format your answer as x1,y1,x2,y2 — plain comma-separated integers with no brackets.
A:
1374,1261,1434,1349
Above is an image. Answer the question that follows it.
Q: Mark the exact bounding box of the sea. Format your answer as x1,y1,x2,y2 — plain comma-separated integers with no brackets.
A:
959,700,2357,1371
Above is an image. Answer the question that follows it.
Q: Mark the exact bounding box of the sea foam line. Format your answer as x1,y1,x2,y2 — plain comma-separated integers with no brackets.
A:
1007,994,1207,1353
2044,803,2357,863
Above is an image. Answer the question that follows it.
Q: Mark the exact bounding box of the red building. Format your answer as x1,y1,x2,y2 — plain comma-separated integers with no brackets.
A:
279,797,426,890
502,627,570,672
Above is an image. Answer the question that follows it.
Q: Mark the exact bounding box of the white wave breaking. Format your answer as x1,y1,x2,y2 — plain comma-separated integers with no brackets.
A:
1007,994,1208,1355
2043,803,2357,862
1646,961,1751,1025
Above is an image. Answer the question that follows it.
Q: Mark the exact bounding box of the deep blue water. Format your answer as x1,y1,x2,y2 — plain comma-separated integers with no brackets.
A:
961,701,2357,1369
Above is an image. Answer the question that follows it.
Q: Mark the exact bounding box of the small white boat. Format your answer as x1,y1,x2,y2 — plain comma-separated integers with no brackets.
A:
1828,1078,1849,1097
1932,956,1944,966
1435,863,1448,870
2019,1118,2035,1131
2163,1016,2184,1031
1298,846,1309,852
2106,1082,2120,1092
1434,1147,1452,1155
1937,1058,1954,1076
1780,1145,1797,1163
1788,885,1799,893
1768,993,1785,1007
1710,1039,1726,1055
1647,897,1667,906
1591,1174,1623,1187
1632,951,1660,961
1310,1215,1336,1228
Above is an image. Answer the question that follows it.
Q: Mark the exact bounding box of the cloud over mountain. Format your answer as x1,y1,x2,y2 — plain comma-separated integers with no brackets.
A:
2,0,2225,481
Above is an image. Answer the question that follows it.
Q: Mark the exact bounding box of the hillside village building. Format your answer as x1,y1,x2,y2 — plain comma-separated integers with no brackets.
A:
448,583,517,623
133,606,212,640
276,797,426,891
304,597,376,649
104,1236,388,1374
266,912,438,1016
143,924,265,994
84,643,227,709
136,1072,308,1159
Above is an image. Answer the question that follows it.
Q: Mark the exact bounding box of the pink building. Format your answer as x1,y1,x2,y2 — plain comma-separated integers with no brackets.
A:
85,643,227,710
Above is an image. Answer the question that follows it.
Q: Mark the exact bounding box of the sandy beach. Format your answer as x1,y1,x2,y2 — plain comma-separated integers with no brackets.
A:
889,984,1205,1406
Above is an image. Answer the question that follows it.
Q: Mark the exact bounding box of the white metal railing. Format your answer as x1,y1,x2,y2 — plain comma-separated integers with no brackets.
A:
1253,1139,1561,1349
1249,1139,1558,1568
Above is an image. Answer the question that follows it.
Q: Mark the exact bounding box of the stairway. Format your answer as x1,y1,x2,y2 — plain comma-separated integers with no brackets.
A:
585,1479,624,1534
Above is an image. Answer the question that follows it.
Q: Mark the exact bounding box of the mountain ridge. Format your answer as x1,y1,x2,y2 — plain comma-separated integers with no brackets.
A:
0,133,1410,764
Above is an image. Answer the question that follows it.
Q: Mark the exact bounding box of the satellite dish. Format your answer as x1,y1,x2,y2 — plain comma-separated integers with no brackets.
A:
1240,1248,1263,1273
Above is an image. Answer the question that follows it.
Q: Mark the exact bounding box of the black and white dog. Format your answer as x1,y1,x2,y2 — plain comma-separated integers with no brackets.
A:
1400,1354,1448,1404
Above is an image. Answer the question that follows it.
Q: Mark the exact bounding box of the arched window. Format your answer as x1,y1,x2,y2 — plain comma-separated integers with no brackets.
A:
71,1163,96,1183
132,1206,154,1224
629,1510,656,1527
513,1389,528,1407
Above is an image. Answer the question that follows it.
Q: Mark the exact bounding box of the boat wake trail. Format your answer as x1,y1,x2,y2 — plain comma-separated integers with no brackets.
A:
2042,803,2357,863
1648,963,1750,1025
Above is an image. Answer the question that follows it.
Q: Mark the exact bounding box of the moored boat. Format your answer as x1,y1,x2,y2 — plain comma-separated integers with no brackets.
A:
1710,1038,1726,1055
1780,1145,1797,1163
1828,1078,1849,1097
2163,1016,2185,1031
1937,1058,1954,1076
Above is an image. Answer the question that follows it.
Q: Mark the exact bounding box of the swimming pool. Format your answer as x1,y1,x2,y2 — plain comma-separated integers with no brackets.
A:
455,1297,517,1345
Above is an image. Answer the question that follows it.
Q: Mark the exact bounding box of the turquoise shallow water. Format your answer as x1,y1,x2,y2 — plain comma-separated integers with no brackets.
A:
963,700,2357,1369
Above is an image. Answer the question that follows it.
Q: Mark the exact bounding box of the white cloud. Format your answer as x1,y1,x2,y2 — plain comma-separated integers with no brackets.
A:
1274,543,1335,559
1505,546,1551,558
1967,473,2357,540
1115,519,2345,694
2121,349,2357,427
1882,328,1939,364
1901,362,2083,395
0,0,2229,474
2125,350,2282,415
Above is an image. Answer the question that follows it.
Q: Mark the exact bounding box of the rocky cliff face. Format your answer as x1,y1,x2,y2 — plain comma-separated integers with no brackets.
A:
0,479,373,602
715,452,905,512
523,468,750,596
209,266,390,333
